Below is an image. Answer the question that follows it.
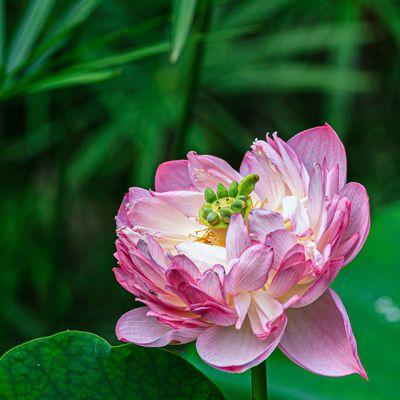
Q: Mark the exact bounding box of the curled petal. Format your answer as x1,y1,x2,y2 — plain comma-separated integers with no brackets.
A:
196,317,287,373
116,187,150,229
116,307,202,347
155,160,193,192
187,151,242,191
280,290,367,378
337,182,370,265
288,123,347,190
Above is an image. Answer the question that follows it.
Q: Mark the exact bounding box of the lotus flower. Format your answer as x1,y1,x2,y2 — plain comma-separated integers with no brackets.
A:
114,124,369,376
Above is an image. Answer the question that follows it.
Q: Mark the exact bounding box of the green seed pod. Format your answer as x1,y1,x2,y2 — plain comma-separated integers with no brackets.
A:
231,199,245,212
220,207,233,223
207,211,220,225
204,187,217,203
217,183,229,198
201,207,212,219
228,181,238,197
238,174,259,197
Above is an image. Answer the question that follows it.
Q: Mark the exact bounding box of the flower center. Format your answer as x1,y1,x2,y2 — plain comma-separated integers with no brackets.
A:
198,174,259,229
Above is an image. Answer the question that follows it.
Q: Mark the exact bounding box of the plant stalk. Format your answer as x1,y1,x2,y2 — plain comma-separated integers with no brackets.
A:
251,361,267,400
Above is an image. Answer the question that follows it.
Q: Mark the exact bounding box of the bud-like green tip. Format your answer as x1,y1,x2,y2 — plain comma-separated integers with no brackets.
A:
231,199,246,212
204,187,217,203
228,181,238,197
220,207,233,223
207,211,220,225
217,183,229,198
238,174,259,197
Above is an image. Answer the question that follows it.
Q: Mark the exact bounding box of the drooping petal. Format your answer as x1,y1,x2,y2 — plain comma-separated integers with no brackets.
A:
337,182,370,264
288,123,347,190
116,307,202,346
226,213,250,262
187,151,242,191
150,190,204,217
226,245,273,293
196,317,287,372
280,290,367,378
127,197,202,248
155,160,193,192
248,209,285,242
176,242,227,272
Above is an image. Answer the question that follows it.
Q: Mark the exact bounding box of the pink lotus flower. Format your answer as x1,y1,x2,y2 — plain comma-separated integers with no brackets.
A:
114,124,369,376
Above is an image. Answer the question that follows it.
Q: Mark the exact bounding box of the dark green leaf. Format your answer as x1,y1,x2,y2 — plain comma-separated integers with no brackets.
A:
0,331,224,400
170,0,198,63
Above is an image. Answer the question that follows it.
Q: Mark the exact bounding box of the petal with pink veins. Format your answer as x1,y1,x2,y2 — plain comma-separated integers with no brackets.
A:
116,187,150,229
150,190,204,217
226,213,250,262
264,229,297,273
127,197,202,248
226,245,273,293
116,307,202,346
233,292,251,329
282,196,311,237
187,151,242,191
279,289,367,378
248,209,285,242
288,123,347,190
196,317,287,372
155,160,193,192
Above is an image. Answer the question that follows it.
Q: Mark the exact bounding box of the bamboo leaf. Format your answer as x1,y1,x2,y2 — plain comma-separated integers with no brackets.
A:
6,0,56,74
170,0,198,63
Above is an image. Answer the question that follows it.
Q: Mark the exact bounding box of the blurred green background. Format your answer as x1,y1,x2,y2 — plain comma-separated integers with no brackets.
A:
0,0,399,397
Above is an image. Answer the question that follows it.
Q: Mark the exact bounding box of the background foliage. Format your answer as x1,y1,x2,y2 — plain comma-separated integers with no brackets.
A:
0,0,399,398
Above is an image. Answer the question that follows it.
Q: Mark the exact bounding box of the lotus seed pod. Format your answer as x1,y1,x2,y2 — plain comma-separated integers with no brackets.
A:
204,187,217,203
207,211,220,225
201,207,212,219
220,207,233,223
228,181,238,197
231,199,245,212
217,183,229,198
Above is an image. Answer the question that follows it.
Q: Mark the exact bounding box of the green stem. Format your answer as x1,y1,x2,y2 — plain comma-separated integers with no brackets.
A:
251,361,267,400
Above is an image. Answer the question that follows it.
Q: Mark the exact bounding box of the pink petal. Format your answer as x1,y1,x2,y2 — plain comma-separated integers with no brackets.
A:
197,269,225,303
176,242,227,272
187,151,242,191
116,307,202,346
288,258,343,308
240,151,286,209
280,289,367,378
264,229,297,273
288,123,347,190
170,254,201,281
282,196,311,236
307,163,325,233
150,190,204,217
337,182,370,264
226,213,250,262
226,245,273,293
248,291,284,337
116,187,150,229
233,292,251,329
268,262,306,298
127,197,201,247
155,160,193,192
196,317,287,372
248,209,285,242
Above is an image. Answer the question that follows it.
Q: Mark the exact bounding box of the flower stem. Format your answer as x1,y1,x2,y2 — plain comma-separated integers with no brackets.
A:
251,361,267,400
